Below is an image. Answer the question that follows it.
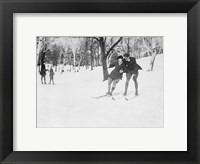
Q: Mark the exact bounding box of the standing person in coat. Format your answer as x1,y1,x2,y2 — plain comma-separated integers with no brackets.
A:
123,53,142,96
106,56,126,96
40,62,47,84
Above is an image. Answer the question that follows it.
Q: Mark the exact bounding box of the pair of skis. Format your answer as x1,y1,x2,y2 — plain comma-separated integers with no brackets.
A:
93,93,139,101
112,94,139,101
92,93,119,100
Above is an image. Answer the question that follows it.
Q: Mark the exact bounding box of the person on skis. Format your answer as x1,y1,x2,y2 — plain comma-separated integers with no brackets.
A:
123,53,142,96
106,56,126,96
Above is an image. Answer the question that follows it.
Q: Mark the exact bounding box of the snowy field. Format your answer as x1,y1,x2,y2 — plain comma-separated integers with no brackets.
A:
37,54,164,128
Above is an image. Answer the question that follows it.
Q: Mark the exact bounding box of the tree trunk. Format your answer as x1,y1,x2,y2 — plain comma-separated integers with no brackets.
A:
84,40,89,70
127,37,130,54
85,54,89,70
90,45,94,71
100,40,109,81
96,47,100,66
68,55,72,72
78,56,83,71
148,38,157,71
102,56,109,81
72,50,76,72
148,54,156,71
37,37,46,73
91,57,93,70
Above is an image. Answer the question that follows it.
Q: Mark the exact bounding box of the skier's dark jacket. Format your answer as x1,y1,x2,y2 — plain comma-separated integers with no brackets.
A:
123,57,142,74
108,62,126,80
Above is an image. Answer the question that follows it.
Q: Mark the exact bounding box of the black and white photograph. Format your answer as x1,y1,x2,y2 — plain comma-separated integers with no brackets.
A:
37,36,164,128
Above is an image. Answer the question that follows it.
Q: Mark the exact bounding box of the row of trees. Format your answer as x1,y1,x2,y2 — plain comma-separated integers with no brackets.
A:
37,36,163,81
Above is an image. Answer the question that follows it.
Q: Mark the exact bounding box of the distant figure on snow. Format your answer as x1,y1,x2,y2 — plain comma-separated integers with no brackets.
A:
49,66,55,85
40,62,47,84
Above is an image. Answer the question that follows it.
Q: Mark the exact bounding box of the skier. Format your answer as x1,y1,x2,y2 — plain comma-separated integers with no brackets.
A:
49,66,55,85
123,53,142,96
106,56,126,96
40,62,47,84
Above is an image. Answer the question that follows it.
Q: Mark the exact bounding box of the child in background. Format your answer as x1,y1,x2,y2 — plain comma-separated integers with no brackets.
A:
49,66,55,85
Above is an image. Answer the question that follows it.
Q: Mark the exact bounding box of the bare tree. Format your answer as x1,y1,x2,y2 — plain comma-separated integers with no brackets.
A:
121,37,132,54
36,37,47,72
142,37,163,71
86,37,95,71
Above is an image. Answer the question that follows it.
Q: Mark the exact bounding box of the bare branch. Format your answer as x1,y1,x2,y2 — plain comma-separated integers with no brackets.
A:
106,37,123,57
142,38,152,53
93,37,100,41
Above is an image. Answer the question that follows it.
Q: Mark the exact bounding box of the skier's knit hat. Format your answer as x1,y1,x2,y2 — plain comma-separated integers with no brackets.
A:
117,56,123,60
123,53,130,57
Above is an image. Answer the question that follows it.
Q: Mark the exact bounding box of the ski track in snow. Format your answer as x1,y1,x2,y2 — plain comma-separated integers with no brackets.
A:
37,55,164,128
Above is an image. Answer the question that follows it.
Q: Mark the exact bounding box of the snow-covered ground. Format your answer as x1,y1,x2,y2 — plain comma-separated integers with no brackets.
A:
37,54,164,128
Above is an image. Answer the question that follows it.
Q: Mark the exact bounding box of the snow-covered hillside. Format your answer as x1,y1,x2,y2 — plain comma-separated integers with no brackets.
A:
37,54,164,128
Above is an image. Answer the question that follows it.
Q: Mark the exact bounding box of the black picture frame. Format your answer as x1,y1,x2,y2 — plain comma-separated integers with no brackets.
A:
0,0,200,163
